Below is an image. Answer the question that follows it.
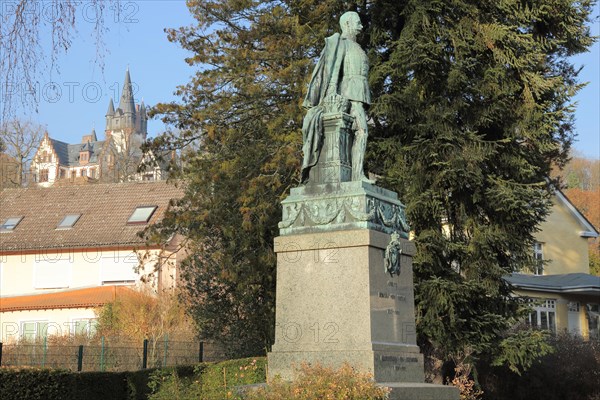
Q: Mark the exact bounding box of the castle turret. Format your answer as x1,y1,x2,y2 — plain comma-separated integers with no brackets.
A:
135,100,148,139
118,68,136,130
105,99,115,131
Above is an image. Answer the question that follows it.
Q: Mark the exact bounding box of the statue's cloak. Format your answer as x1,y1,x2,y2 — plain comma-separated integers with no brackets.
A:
301,33,343,183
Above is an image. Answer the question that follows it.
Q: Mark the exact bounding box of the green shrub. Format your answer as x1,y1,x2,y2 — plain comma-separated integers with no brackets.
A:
200,357,266,397
247,363,389,400
147,357,266,400
479,332,600,400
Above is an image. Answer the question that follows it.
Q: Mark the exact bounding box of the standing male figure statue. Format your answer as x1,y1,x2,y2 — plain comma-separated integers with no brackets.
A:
301,11,371,183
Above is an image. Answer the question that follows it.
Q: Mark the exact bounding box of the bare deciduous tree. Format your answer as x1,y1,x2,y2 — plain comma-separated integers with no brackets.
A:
0,119,44,186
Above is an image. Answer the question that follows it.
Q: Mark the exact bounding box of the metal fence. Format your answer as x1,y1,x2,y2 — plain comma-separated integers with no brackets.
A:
0,338,227,371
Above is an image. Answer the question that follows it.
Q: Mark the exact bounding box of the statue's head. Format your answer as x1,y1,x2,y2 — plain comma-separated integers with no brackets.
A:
340,11,362,37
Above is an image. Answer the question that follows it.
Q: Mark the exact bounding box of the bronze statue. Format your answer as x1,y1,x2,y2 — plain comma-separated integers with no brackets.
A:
301,11,370,183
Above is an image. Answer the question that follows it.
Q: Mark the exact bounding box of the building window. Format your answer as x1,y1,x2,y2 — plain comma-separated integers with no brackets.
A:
59,169,66,179
34,259,71,289
100,253,138,285
127,206,158,224
533,242,544,275
21,321,49,341
57,214,81,229
81,169,86,177
1,216,23,232
527,298,556,332
568,301,580,312
39,169,49,182
90,168,96,179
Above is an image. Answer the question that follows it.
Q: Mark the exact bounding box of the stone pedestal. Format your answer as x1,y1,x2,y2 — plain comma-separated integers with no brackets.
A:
268,229,423,383
267,228,458,399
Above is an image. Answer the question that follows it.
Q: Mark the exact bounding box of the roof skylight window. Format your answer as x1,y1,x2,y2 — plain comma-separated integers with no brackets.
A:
57,214,81,229
0,216,23,232
127,206,157,224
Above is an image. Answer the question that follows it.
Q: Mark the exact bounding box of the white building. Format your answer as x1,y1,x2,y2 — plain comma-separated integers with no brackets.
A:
0,181,184,342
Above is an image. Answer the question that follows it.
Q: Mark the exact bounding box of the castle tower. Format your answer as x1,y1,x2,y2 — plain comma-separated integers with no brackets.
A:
104,68,148,146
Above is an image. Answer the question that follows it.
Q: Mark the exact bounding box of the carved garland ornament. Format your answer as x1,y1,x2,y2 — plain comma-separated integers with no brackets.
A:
280,196,409,235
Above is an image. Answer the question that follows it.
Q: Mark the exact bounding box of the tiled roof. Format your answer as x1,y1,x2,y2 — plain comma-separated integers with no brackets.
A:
49,138,70,165
505,273,600,296
0,181,183,252
0,286,135,312
67,140,106,165
51,138,106,166
50,139,105,167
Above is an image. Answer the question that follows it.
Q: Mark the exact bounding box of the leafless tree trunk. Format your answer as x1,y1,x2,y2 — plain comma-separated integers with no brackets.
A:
0,119,44,186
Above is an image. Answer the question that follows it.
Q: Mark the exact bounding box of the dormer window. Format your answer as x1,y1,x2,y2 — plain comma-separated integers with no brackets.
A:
57,214,81,229
80,151,90,165
1,216,23,232
127,206,157,224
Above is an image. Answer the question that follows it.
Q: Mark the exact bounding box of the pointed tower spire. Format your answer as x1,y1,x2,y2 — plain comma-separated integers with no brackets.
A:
140,99,146,117
106,98,115,131
119,68,136,115
106,98,115,116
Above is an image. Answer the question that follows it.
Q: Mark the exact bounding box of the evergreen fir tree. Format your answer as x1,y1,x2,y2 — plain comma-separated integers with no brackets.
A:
368,0,594,366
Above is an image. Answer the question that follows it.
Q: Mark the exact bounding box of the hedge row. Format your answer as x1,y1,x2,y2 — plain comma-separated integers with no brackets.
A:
0,359,264,400
0,367,164,400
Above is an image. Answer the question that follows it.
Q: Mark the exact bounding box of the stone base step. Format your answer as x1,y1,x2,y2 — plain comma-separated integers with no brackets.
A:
379,382,459,400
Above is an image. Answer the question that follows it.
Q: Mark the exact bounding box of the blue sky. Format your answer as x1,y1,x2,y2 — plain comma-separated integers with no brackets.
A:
19,1,600,159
